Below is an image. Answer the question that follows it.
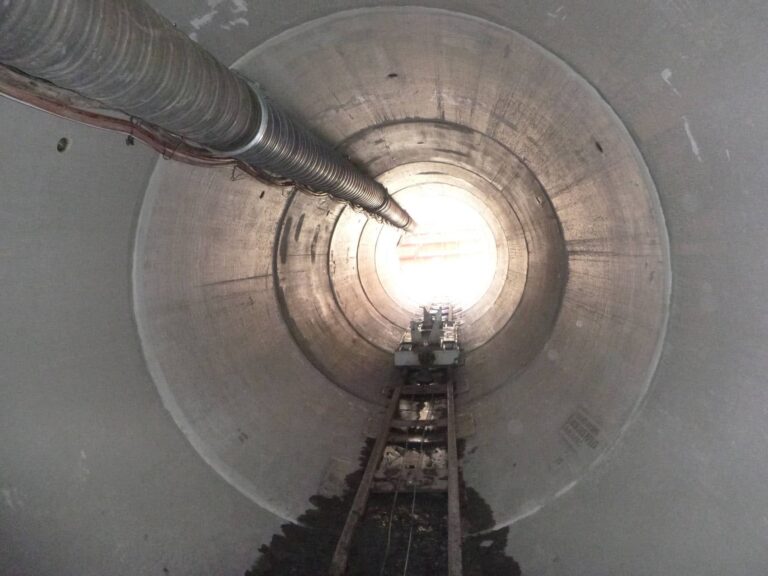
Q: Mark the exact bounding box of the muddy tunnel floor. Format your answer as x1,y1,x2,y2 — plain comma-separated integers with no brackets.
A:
246,441,521,575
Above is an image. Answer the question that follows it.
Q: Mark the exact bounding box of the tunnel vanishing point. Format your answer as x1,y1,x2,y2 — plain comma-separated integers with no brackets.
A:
1,1,767,575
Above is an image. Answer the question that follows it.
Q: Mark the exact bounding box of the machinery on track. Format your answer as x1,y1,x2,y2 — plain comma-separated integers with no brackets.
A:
331,305,463,576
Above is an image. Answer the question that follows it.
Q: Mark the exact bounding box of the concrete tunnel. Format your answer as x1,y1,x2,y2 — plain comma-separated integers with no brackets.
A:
1,1,767,574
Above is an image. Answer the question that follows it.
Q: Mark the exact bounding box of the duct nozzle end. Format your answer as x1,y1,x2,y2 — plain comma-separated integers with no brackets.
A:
403,218,417,233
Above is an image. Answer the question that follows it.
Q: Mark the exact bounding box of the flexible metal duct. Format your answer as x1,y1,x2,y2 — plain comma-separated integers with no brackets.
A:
0,0,413,229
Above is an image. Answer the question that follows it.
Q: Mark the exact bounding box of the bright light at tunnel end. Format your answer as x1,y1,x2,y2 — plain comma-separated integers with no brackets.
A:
377,186,498,311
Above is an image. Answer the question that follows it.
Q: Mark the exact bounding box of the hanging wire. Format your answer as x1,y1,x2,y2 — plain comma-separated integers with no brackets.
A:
401,392,437,576
379,383,413,576
379,490,400,576
380,381,438,576
379,434,406,575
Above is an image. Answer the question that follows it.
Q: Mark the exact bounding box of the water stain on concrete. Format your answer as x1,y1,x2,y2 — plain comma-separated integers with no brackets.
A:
246,440,521,575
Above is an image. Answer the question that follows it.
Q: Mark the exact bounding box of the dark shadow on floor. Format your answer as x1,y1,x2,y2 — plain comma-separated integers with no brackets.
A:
246,440,521,575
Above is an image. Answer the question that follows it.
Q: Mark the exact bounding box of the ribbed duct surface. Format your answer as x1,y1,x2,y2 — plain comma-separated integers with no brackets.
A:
0,0,413,229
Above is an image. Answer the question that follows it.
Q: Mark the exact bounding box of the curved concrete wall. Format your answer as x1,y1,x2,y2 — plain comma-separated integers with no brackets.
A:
2,2,768,576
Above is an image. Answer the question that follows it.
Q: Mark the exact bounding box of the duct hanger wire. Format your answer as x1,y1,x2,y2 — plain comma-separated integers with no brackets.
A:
0,64,353,201
0,65,279,180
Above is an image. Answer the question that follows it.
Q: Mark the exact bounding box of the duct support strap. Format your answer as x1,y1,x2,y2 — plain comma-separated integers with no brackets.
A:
0,0,413,229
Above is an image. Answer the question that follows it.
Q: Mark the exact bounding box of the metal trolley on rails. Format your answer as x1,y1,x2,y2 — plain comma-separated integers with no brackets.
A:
330,304,464,576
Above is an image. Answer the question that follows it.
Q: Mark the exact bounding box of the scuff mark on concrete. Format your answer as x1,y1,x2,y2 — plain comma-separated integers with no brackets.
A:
554,479,578,498
661,68,681,96
547,5,567,20
2,487,23,510
221,17,249,30
725,148,731,161
2,488,15,510
230,0,248,13
192,1,248,32
76,449,90,482
682,116,702,162
190,10,218,30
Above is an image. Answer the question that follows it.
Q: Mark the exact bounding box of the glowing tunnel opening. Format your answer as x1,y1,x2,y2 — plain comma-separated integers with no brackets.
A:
376,184,498,311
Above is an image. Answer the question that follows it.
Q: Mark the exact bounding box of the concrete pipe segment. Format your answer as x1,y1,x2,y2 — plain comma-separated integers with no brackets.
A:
1,2,767,576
